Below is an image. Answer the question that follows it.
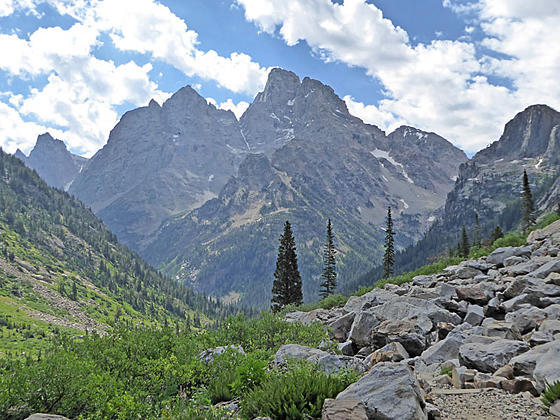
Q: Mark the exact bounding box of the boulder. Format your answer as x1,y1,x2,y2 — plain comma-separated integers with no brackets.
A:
493,364,514,379
348,311,381,348
199,345,245,363
273,344,365,374
527,220,560,243
370,297,461,326
336,362,427,420
505,306,547,334
487,246,531,266
509,340,559,376
464,304,485,326
529,331,554,346
343,289,395,313
322,398,368,420
546,304,560,319
550,400,560,418
530,260,560,279
420,332,464,365
339,341,357,356
329,312,356,342
500,378,538,396
533,341,560,393
456,287,490,305
459,339,530,373
506,261,541,276
371,318,430,356
540,319,560,336
455,266,483,279
502,293,541,312
367,342,409,366
451,365,476,389
481,320,522,340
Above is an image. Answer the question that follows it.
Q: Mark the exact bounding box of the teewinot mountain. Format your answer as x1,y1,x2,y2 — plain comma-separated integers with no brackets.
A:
28,68,467,306
145,69,467,305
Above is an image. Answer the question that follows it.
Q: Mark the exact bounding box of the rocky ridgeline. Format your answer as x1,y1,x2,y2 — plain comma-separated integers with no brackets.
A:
282,220,560,420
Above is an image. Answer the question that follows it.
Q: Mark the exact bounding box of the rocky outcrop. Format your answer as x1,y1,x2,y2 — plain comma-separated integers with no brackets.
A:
14,133,87,190
285,220,560,419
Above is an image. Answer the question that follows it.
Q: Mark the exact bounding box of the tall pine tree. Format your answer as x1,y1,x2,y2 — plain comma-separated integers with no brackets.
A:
521,169,536,231
382,207,395,279
460,225,470,258
319,219,337,298
271,221,303,311
474,213,481,247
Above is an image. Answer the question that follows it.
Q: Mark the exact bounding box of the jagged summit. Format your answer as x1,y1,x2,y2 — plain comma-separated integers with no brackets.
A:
15,132,87,191
476,104,560,164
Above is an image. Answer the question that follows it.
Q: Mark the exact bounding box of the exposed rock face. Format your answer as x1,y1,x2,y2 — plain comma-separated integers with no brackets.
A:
144,69,466,305
70,89,247,250
441,105,560,235
15,133,87,190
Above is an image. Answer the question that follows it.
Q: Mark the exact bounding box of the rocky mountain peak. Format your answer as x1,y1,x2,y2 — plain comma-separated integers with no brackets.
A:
20,132,87,191
13,149,27,161
254,68,300,105
476,104,560,164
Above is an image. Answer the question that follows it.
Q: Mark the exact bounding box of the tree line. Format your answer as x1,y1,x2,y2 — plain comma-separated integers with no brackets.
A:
271,207,395,311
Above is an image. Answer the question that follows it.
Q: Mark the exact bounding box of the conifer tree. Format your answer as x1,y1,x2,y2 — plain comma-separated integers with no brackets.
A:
382,207,395,279
521,169,536,231
319,219,337,298
474,213,481,247
460,225,470,258
271,221,303,311
491,225,504,243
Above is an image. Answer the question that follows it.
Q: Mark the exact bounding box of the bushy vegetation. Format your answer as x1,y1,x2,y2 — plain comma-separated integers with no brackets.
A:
294,294,349,312
541,380,560,411
0,313,335,419
241,362,358,419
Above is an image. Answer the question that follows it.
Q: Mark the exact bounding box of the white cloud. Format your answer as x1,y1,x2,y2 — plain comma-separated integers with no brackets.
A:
343,95,403,133
0,0,271,156
237,0,560,154
206,97,250,120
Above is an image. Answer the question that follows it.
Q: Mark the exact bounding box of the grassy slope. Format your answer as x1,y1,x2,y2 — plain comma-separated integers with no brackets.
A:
0,150,230,356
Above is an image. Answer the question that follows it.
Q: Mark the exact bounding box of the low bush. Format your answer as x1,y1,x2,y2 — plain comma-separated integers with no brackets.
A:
241,362,359,420
541,380,560,411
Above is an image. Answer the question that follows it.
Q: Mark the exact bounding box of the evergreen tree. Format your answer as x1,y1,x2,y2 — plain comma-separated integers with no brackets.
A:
491,225,504,243
382,207,395,279
521,169,536,231
460,225,470,258
474,213,481,247
271,221,303,311
319,219,337,298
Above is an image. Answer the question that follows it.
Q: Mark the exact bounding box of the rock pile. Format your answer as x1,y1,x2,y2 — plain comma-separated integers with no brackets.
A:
284,220,560,419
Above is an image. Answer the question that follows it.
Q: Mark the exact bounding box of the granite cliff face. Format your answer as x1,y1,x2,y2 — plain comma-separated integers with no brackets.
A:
69,87,248,250
145,69,467,305
441,105,560,233
14,133,87,190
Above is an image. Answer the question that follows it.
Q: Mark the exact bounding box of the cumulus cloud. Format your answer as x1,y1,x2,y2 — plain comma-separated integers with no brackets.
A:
206,97,250,119
236,0,560,154
0,0,269,155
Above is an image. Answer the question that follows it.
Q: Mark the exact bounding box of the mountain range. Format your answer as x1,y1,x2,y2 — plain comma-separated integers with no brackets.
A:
14,68,560,307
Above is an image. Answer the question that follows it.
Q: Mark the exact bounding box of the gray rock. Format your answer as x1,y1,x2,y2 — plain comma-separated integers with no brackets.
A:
329,312,356,342
530,260,560,279
505,306,547,334
371,318,429,357
420,332,465,365
459,339,530,373
533,341,560,392
199,345,245,363
339,341,357,356
336,362,427,420
464,304,485,326
455,266,483,279
503,256,526,267
529,331,554,346
540,319,560,335
506,261,541,276
322,398,368,420
370,296,461,326
348,311,381,348
456,287,490,305
487,246,532,266
550,400,560,418
509,341,559,376
366,342,410,366
274,344,365,374
546,304,560,319
481,320,522,340
502,294,541,312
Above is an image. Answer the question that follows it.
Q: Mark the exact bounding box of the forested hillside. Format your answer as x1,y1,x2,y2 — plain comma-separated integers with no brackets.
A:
0,150,240,356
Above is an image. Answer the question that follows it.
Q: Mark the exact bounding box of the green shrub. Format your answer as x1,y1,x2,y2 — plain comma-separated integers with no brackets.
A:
296,294,349,312
352,286,373,297
231,355,268,396
440,365,453,378
241,363,359,420
492,232,527,249
541,380,560,411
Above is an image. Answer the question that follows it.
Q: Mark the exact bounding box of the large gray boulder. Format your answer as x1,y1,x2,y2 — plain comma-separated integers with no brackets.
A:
336,362,427,420
532,341,560,392
510,340,559,376
370,296,461,326
420,331,465,365
530,260,560,279
459,339,530,373
487,246,532,266
481,320,522,340
349,311,381,348
371,318,429,356
505,306,547,334
273,344,365,374
329,312,356,342
322,398,368,420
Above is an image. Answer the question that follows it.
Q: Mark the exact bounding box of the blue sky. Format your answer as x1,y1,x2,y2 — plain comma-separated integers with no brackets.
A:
0,0,559,157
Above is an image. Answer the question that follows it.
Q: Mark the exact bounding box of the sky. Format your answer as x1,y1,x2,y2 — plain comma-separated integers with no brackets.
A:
0,0,559,158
